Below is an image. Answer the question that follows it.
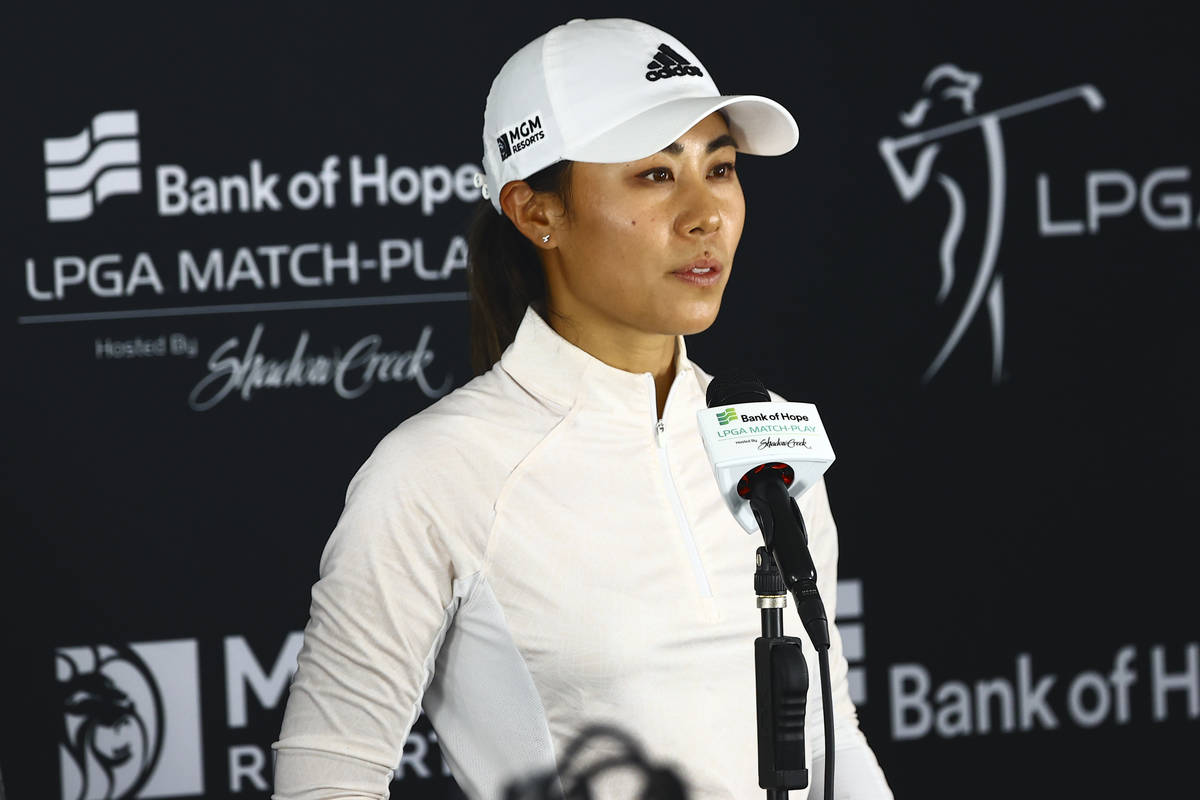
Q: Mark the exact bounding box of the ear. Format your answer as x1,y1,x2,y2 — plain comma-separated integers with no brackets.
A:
499,180,564,250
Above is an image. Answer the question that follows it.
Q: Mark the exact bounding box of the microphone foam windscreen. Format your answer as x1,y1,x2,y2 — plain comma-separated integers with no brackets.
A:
706,369,770,407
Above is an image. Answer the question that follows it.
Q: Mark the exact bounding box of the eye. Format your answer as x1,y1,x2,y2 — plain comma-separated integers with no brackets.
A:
640,166,673,183
709,161,737,179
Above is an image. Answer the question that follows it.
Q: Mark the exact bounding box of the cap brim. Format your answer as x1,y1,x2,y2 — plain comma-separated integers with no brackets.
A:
563,94,799,163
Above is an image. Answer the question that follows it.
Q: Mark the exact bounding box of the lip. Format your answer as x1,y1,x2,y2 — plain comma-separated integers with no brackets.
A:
671,258,723,287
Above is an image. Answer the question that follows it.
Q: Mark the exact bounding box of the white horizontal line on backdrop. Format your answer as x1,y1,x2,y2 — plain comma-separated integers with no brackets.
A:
16,291,470,325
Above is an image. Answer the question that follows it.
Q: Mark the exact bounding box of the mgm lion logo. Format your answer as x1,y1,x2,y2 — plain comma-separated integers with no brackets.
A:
56,640,203,800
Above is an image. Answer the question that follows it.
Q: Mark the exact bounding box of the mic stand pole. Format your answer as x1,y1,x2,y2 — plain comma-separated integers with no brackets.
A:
754,546,809,799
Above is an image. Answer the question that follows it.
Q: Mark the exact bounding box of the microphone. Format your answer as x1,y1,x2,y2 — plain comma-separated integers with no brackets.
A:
700,372,838,799
697,372,833,649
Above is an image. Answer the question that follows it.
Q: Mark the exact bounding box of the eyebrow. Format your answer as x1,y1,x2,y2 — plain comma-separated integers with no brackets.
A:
660,133,740,155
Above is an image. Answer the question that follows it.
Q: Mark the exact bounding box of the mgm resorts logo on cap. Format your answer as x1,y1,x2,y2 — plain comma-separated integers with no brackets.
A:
496,111,546,163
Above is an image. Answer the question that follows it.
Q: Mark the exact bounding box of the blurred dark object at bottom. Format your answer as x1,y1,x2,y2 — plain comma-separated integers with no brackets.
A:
503,724,688,800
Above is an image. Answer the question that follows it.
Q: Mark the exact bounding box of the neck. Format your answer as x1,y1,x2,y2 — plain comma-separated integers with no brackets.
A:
547,310,678,418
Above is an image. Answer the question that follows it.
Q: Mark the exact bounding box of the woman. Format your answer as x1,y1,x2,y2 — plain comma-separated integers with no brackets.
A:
273,18,893,800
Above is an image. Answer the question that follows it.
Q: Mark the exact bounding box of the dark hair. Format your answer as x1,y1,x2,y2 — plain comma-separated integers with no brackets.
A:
467,160,573,375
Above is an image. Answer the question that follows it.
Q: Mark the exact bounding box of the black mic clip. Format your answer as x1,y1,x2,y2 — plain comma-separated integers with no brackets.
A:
746,469,830,651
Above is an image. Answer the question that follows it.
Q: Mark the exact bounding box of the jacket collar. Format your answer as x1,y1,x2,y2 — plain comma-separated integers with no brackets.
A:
499,306,701,419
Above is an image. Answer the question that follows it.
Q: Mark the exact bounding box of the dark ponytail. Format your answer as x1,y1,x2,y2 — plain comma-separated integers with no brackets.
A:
467,161,572,375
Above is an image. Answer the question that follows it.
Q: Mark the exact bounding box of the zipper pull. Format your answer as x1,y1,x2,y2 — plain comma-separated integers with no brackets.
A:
655,419,665,447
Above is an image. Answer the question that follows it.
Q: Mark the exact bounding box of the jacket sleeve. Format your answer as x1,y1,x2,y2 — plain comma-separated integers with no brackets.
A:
802,478,894,800
271,433,462,800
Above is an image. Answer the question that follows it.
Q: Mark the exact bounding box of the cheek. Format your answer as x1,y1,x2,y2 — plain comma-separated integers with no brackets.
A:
730,212,745,248
577,201,664,262
575,220,665,301
727,188,747,243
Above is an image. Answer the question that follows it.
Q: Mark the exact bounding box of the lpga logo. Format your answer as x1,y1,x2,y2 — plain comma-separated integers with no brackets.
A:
879,66,1105,383
44,110,142,222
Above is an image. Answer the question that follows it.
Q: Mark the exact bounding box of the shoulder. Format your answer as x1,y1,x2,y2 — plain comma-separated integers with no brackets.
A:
329,364,569,571
347,362,567,509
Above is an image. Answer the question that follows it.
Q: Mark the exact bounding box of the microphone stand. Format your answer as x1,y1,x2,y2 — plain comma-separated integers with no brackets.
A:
748,477,836,800
753,546,809,798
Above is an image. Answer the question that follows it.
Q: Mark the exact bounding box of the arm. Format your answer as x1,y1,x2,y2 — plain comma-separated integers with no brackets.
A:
272,433,462,800
878,137,939,203
801,478,894,800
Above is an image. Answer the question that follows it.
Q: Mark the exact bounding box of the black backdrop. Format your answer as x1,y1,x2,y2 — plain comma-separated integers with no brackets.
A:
3,2,1197,798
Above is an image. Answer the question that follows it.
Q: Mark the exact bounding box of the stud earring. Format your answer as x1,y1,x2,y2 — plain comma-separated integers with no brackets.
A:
541,234,551,244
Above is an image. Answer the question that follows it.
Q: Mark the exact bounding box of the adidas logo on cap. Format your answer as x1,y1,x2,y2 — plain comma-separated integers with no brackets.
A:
645,43,703,82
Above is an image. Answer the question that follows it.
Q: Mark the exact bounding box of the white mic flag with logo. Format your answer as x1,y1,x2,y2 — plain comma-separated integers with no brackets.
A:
696,401,836,534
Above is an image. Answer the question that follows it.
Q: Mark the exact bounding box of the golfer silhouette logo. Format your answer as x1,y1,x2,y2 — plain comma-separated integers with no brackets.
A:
879,64,1104,383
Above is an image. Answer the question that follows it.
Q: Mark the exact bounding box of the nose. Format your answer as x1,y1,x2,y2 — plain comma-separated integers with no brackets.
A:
674,177,723,237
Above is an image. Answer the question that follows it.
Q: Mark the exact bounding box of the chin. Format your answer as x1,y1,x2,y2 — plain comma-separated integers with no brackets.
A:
666,300,723,336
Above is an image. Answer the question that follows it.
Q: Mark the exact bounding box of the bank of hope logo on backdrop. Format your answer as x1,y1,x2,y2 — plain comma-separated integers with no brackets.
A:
25,107,484,410
43,110,142,222
833,580,1197,743
878,64,1199,385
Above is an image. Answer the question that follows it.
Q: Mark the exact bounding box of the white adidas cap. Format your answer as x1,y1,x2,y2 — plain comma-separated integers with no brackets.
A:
479,17,799,213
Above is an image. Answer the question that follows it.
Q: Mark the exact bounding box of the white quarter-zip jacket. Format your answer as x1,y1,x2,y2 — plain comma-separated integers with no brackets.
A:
273,308,893,800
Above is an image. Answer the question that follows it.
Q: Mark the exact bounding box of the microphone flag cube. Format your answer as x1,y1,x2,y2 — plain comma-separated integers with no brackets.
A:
696,401,836,534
